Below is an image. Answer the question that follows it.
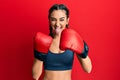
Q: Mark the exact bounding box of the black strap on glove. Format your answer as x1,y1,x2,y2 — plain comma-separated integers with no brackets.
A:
78,41,89,58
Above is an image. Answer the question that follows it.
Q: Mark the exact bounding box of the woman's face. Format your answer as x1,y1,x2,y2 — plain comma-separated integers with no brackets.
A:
49,10,69,35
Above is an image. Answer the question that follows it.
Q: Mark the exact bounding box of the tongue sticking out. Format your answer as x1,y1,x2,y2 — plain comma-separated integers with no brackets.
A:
55,27,62,35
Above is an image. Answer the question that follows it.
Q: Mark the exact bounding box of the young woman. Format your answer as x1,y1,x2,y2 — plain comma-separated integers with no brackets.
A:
32,4,92,80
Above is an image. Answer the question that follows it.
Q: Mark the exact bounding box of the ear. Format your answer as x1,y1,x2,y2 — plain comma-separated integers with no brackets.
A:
67,18,70,24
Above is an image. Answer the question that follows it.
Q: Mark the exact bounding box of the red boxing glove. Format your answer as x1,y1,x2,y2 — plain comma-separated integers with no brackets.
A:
60,29,84,54
34,32,52,54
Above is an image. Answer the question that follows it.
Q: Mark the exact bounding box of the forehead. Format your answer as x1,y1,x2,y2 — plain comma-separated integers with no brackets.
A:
50,10,66,18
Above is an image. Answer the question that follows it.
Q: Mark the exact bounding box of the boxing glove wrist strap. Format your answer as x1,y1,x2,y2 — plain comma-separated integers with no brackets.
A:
34,50,47,61
78,41,89,58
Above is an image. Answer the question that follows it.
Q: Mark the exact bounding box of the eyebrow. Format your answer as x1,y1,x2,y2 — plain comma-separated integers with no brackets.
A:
50,17,65,19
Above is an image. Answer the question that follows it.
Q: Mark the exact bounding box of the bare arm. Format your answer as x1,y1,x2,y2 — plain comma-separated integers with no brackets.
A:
77,55,92,73
32,58,43,80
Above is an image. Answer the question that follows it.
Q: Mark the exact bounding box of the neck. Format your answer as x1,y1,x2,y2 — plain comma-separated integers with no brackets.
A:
54,35,61,40
53,32,62,39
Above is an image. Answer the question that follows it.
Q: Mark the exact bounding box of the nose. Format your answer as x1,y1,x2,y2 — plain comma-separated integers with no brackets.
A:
55,21,60,27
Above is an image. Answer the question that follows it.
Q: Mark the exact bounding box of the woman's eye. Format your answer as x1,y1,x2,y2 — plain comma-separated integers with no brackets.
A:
50,18,56,21
60,19,64,21
51,18,56,21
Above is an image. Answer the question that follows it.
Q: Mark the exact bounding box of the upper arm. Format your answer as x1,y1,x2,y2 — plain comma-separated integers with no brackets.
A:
32,58,43,73
32,58,43,79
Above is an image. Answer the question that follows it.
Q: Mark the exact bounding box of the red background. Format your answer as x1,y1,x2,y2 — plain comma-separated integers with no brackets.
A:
0,0,120,80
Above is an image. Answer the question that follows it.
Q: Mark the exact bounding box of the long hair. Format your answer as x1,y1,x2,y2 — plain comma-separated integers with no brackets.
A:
48,4,69,38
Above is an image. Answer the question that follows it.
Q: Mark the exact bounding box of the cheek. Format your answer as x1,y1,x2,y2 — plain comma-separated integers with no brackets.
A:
61,22,67,27
50,21,55,27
